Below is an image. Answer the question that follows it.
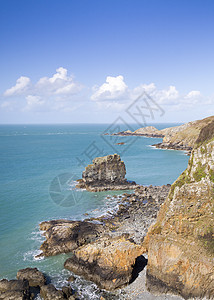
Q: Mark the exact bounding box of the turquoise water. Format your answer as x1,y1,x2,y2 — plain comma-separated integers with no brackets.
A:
0,124,189,297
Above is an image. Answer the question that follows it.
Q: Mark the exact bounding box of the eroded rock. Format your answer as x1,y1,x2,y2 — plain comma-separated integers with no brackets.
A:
38,220,104,257
17,268,46,287
76,154,137,191
64,235,146,290
0,279,30,300
144,139,214,299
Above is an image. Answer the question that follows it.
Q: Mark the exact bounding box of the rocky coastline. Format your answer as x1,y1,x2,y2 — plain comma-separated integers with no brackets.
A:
108,116,214,154
1,116,214,299
0,267,78,300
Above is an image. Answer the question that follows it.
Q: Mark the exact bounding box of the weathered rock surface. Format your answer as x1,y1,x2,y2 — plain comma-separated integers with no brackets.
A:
76,154,137,191
0,268,77,300
0,279,30,300
40,284,75,300
64,235,146,290
38,220,104,257
144,138,214,299
17,268,46,287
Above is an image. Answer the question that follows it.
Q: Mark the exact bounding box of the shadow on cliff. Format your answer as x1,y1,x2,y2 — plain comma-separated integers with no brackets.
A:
129,255,148,284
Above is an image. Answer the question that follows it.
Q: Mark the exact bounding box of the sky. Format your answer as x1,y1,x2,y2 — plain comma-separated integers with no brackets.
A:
0,0,214,124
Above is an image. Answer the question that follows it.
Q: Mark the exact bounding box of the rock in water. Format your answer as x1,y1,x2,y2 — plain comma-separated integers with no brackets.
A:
0,279,30,300
38,219,104,257
76,154,137,191
17,267,46,287
64,235,146,290
40,284,65,300
144,138,214,298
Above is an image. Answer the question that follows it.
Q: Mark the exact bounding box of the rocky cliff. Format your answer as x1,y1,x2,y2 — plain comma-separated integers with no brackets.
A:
144,128,214,299
76,154,137,191
111,115,214,153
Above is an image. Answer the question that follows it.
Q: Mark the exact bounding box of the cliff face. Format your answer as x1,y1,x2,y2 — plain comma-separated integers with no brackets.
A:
144,138,214,298
158,116,214,150
77,154,137,191
113,115,214,153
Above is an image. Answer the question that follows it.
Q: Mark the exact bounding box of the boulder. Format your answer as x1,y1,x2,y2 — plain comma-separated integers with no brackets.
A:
40,284,65,300
76,154,137,191
17,268,46,287
38,219,104,257
64,235,146,290
0,279,30,300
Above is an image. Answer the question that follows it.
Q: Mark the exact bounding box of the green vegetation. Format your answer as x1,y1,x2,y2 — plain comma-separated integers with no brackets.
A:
169,170,191,200
199,227,214,255
201,145,207,154
196,119,214,147
193,162,206,182
209,169,214,183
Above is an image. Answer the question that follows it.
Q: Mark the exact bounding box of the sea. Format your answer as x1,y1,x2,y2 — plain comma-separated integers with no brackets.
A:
0,123,189,299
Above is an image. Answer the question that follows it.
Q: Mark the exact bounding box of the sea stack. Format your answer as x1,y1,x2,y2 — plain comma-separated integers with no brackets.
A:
76,154,138,191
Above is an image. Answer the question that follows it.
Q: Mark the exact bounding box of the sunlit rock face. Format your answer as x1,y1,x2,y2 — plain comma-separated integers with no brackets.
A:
77,154,137,191
144,138,214,299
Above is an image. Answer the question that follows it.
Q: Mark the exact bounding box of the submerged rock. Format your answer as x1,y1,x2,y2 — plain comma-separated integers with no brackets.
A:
76,154,137,191
64,235,146,290
38,219,104,257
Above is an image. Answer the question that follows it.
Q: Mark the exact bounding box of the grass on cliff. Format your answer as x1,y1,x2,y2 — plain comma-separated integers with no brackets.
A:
169,170,191,200
196,119,214,147
193,162,206,182
199,227,214,256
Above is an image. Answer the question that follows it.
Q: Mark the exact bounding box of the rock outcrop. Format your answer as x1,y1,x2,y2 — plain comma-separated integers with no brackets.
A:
110,115,214,153
40,284,75,300
144,136,214,298
76,154,137,191
0,268,78,300
17,268,46,288
64,235,146,290
38,220,104,257
153,116,214,152
0,279,30,300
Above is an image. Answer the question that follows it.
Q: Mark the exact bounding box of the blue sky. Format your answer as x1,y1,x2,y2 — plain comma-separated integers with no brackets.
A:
0,0,214,124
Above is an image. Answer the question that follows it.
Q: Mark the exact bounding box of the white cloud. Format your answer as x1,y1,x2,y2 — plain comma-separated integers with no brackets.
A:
4,76,31,96
91,75,128,101
24,95,45,111
36,67,81,95
90,76,211,113
2,67,83,112
185,90,201,98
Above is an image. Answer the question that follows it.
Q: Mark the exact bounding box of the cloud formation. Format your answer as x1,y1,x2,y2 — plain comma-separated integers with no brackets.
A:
91,77,208,112
2,70,213,115
3,67,83,111
91,75,128,101
4,76,31,96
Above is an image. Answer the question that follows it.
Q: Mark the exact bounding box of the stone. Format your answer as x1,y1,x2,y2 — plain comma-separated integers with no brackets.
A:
38,219,104,257
64,235,146,290
17,267,46,287
40,284,65,300
144,139,214,299
0,279,30,300
76,154,137,191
